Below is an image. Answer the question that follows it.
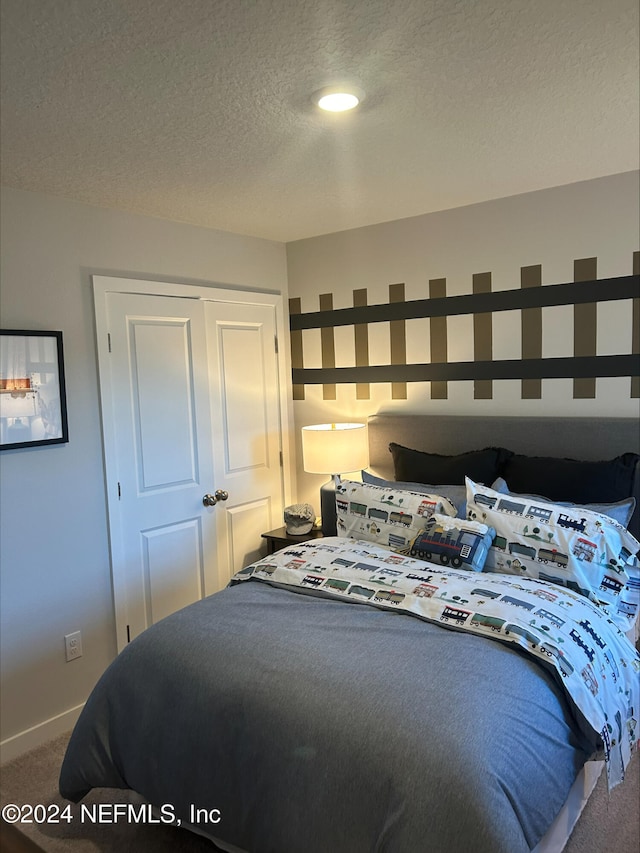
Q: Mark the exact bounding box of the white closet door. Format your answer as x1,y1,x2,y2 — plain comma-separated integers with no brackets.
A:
205,299,284,586
105,292,219,643
101,290,285,647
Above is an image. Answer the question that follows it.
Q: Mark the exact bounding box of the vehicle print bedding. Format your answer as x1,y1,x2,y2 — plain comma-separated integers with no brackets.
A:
59,537,639,853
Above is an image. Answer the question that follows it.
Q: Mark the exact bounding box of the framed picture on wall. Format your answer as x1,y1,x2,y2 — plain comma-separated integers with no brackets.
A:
0,330,69,450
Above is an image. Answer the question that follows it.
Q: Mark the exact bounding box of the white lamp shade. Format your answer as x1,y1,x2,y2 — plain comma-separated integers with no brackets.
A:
302,423,369,475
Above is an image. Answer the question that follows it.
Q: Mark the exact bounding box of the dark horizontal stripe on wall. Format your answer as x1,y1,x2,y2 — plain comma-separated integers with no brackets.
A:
290,275,639,330
292,354,640,385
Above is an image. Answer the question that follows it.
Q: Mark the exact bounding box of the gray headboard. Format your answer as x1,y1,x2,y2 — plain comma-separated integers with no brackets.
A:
368,413,640,538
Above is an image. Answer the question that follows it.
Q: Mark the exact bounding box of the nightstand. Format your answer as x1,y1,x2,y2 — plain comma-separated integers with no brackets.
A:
261,525,324,555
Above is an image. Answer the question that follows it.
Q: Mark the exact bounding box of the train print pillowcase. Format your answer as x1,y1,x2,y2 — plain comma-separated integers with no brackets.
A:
335,478,457,552
465,477,640,630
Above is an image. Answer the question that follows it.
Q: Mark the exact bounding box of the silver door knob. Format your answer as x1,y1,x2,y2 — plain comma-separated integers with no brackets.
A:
202,490,229,507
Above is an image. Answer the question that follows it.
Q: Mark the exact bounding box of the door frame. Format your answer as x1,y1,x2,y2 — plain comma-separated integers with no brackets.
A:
93,275,295,650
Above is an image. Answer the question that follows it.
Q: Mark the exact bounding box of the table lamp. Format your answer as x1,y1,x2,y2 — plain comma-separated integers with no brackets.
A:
301,423,369,535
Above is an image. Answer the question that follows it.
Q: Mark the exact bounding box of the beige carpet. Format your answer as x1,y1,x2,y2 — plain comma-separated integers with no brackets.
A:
1,732,638,852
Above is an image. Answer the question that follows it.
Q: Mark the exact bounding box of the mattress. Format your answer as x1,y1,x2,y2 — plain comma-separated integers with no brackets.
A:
59,536,639,852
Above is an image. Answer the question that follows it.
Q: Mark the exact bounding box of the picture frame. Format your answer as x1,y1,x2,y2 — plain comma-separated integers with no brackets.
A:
0,330,69,450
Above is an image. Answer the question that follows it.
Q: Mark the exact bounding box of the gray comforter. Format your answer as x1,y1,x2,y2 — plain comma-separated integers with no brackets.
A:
59,579,594,853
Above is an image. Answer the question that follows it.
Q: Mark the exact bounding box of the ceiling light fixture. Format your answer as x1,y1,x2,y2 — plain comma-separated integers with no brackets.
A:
313,86,364,112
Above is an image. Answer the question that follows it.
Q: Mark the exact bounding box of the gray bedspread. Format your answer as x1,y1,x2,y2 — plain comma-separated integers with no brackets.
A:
59,580,594,853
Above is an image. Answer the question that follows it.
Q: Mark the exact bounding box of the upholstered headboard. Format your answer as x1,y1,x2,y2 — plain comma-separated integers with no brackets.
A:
368,413,640,539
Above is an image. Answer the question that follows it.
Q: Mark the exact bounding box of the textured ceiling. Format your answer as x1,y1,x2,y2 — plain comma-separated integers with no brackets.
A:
1,0,638,242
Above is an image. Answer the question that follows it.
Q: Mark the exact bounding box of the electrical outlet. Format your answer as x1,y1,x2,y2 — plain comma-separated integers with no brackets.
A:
64,631,83,662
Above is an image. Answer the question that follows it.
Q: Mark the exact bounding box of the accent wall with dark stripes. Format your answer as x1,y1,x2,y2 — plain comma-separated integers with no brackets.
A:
289,255,640,401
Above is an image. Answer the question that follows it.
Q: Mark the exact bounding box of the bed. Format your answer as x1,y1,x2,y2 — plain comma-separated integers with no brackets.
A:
59,413,640,853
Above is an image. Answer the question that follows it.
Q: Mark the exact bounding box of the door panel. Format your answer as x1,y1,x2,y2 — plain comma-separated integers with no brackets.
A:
219,324,269,472
131,319,199,489
222,498,272,585
206,301,284,578
107,293,218,641
142,518,204,624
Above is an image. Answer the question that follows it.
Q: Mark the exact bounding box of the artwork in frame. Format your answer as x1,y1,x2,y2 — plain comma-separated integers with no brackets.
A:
0,330,69,450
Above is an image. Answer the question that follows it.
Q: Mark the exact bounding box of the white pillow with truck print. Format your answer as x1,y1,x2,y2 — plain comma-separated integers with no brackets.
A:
335,478,457,551
465,477,640,630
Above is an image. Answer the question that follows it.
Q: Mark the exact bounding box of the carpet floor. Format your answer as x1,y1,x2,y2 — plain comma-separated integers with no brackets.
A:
1,732,638,852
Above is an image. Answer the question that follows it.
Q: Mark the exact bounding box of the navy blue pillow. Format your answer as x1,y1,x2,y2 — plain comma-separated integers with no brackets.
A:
499,452,639,506
389,443,511,487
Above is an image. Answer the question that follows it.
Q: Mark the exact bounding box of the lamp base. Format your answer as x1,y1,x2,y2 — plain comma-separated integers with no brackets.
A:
320,478,337,536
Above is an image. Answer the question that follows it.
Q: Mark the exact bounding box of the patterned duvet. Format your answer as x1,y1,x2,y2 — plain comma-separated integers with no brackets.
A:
59,537,639,853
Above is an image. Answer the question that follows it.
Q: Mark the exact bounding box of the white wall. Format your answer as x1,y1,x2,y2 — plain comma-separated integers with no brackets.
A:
287,172,640,509
0,187,287,758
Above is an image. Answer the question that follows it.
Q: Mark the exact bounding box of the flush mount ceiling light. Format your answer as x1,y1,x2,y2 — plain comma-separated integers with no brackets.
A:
313,86,364,112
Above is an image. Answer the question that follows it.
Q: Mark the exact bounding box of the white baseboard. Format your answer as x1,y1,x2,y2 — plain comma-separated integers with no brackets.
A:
0,703,84,765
